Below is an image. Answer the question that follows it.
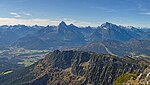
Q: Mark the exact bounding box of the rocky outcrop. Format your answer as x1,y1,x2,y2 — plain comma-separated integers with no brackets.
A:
25,51,146,85
0,50,148,85
125,66,150,85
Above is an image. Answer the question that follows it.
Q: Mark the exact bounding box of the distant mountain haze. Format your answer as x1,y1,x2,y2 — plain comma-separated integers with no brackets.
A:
0,21,150,56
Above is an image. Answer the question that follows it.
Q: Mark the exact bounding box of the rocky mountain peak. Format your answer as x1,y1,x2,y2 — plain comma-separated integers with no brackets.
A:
68,23,78,29
100,22,118,29
58,21,67,28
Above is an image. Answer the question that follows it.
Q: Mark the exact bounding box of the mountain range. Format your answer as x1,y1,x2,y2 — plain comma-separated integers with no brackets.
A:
0,21,150,50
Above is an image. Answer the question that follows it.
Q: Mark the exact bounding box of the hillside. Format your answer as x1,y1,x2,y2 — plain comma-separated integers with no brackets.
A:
114,61,150,85
0,50,148,85
0,59,22,73
78,39,150,57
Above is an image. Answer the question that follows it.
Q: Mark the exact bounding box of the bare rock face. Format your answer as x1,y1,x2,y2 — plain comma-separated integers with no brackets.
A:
126,66,150,85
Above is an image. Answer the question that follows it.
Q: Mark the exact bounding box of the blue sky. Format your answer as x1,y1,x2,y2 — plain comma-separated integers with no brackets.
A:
0,0,150,27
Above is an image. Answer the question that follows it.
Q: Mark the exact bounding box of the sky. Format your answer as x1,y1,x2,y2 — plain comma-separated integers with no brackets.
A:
0,0,150,27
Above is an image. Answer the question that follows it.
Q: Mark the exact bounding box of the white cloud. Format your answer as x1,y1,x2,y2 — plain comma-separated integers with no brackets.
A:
138,4,148,11
0,18,100,26
25,13,31,16
140,12,150,16
10,12,22,18
138,4,150,16
90,6,116,13
0,18,57,26
23,12,32,16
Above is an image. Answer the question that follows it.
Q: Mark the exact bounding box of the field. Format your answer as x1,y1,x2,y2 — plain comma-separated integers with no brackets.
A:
0,47,50,74
0,71,13,75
